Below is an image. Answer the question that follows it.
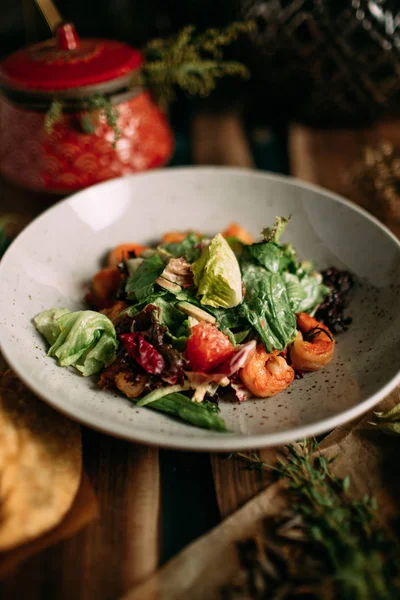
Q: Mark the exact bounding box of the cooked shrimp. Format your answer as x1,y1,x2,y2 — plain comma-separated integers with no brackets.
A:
289,312,335,372
240,345,294,398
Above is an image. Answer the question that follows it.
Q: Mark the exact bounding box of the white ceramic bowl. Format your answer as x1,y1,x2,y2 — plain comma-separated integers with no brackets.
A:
1,168,399,451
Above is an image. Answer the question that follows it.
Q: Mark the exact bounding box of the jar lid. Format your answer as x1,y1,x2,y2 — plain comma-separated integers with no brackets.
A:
0,23,143,93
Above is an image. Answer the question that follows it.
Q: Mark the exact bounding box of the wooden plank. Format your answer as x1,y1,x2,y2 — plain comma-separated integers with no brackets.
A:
289,122,400,237
210,449,277,519
1,430,160,599
191,111,255,168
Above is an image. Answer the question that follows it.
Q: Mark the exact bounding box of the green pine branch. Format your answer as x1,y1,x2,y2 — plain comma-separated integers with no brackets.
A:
141,21,255,103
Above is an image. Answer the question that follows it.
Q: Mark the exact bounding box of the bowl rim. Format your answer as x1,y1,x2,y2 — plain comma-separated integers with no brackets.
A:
1,166,399,451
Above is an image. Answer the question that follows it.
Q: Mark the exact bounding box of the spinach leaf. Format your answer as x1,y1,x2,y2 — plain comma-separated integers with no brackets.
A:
297,275,330,314
165,321,189,351
206,305,244,330
152,296,187,333
240,263,296,352
279,243,298,273
246,241,283,273
160,232,200,262
177,289,244,329
125,253,165,301
282,272,307,312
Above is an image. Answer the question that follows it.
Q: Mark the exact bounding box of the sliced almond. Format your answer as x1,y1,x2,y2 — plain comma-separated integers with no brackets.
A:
155,277,182,294
177,302,216,324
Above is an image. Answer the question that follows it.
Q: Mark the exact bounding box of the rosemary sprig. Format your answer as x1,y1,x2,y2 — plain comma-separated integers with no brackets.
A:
232,441,400,599
141,21,254,103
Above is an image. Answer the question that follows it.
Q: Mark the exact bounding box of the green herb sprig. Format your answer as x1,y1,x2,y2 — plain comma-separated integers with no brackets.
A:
141,21,255,103
232,440,400,599
43,21,254,145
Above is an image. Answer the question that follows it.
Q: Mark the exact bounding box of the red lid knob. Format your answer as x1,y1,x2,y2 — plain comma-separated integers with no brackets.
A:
56,22,80,50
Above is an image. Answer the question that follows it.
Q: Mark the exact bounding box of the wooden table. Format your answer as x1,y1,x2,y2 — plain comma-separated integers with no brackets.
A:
1,117,399,599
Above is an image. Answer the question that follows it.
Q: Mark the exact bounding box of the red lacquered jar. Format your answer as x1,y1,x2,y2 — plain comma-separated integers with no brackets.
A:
0,23,174,193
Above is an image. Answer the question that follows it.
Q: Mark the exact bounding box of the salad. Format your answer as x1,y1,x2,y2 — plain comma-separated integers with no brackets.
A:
34,217,354,432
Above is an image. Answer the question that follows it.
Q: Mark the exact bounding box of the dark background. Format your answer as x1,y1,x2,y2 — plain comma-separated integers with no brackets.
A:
2,1,400,128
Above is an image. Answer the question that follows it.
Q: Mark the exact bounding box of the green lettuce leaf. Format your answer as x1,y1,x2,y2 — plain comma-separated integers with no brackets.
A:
282,272,307,312
125,253,165,301
34,309,118,376
75,330,118,376
152,296,186,329
192,234,243,309
297,275,330,314
124,290,168,316
240,263,296,352
33,308,71,345
152,296,189,349
283,272,330,314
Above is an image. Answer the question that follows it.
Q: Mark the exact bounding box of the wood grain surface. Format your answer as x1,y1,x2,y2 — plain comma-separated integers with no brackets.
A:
289,122,400,238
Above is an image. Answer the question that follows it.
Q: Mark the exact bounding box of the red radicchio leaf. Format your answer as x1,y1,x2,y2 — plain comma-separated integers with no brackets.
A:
119,332,166,375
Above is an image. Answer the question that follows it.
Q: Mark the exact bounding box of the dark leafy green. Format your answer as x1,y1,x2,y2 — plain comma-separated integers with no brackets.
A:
176,288,245,331
142,392,227,431
240,263,296,352
262,216,290,243
279,243,298,272
297,275,330,314
152,296,187,330
160,232,200,262
152,296,189,349
125,253,165,301
125,290,168,316
246,241,283,273
126,293,189,349
233,329,251,344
